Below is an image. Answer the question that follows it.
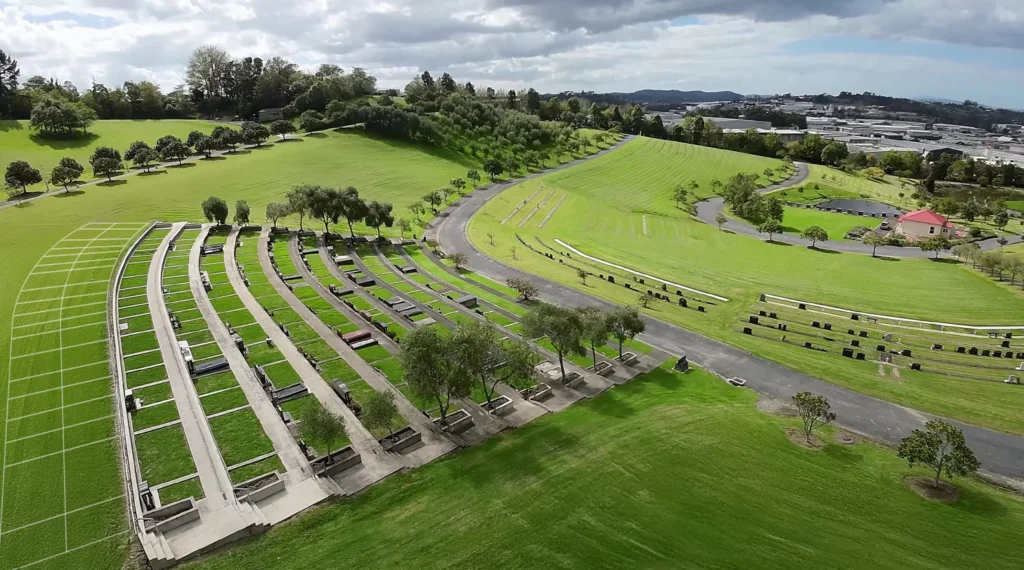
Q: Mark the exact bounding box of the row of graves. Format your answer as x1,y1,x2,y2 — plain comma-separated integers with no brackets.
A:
737,294,1024,384
513,233,718,314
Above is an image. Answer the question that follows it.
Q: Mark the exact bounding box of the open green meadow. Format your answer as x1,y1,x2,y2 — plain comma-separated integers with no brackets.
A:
468,137,1024,433
772,164,917,209
0,120,225,188
189,365,1024,570
780,206,873,240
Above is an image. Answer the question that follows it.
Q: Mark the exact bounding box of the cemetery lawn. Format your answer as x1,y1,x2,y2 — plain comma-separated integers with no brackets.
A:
0,119,225,189
776,164,916,209
467,137,1024,434
779,206,873,240
188,364,1024,570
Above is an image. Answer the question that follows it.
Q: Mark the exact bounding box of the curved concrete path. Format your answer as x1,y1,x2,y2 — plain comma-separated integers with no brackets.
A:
431,148,1024,480
694,164,1023,256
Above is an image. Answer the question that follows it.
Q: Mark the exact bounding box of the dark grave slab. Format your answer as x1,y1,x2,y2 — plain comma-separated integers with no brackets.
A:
678,298,687,307
910,363,921,371
876,345,886,352
842,347,854,358
969,347,979,355
769,312,777,319
749,316,759,325
824,323,832,331
401,308,423,318
356,277,376,287
1003,340,1011,348
697,306,705,313
859,331,868,338
957,347,966,353
812,321,820,328
743,327,752,335
994,350,1003,358
384,297,404,307
848,329,855,335
900,349,912,357
982,349,991,357
850,340,860,347
393,302,414,313
856,353,865,360
931,344,942,351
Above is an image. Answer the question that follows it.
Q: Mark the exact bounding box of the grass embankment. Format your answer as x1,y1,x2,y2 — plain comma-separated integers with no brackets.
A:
189,364,1024,570
0,119,224,189
467,137,1024,434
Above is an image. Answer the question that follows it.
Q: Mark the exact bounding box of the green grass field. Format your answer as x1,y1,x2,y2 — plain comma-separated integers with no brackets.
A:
776,165,917,209
0,119,226,189
468,136,1024,434
189,364,1024,570
780,206,875,240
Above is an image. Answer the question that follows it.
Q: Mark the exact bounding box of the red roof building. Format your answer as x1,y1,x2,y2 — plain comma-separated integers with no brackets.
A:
894,209,959,239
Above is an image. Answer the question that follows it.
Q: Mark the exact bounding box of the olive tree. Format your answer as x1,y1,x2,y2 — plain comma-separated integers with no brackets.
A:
607,306,645,360
299,400,347,463
897,419,980,488
451,320,535,407
791,392,836,443
201,196,229,225
521,304,585,384
400,326,473,427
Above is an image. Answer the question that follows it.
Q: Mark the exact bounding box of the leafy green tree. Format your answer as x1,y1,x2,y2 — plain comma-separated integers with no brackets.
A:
765,197,785,222
364,201,394,238
994,211,1009,230
897,419,980,488
758,219,782,241
400,325,473,427
362,390,400,440
820,141,849,166
234,200,251,225
241,121,271,146
397,217,412,238
299,110,325,133
919,235,951,259
214,126,241,152
299,399,347,463
961,200,981,222
577,307,611,369
422,190,443,213
5,161,42,197
483,158,504,181
450,177,466,193
201,196,229,224
338,187,369,237
715,213,728,230
50,157,84,192
307,185,339,234
92,157,121,182
132,148,160,173
800,225,829,248
863,234,886,257
448,252,468,270
195,136,217,158
507,277,538,301
466,169,481,187
271,119,296,140
265,202,291,228
123,140,151,163
792,392,836,443
286,185,314,230
522,304,585,385
451,320,534,406
186,130,207,148
161,140,191,165
607,306,645,360
576,267,588,285
671,185,688,209
408,200,425,221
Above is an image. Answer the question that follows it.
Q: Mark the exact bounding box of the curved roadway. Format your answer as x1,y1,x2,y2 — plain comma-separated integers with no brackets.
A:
695,165,1023,256
432,138,1024,479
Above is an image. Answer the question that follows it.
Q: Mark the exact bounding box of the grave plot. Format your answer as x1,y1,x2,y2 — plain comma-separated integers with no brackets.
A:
117,227,204,507
404,245,657,363
352,244,544,405
741,299,1022,383
1,222,148,570
259,233,409,440
194,230,285,483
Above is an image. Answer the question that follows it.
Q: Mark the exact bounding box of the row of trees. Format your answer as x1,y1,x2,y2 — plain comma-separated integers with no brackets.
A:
267,185,398,238
953,243,1024,286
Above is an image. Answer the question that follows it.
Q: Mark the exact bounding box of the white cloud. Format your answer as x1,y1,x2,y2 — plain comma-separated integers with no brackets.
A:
0,0,1022,107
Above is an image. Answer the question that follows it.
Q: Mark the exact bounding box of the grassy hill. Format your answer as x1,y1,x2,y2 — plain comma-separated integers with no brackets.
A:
468,136,1024,433
0,119,226,187
189,365,1024,570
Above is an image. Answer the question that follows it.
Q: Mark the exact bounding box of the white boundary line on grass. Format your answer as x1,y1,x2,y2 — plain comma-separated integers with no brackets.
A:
12,321,106,340
12,311,106,329
10,339,107,359
14,300,106,316
9,376,108,401
762,293,1024,331
21,280,108,292
16,291,107,306
553,238,730,302
7,416,113,444
5,436,117,469
0,496,124,536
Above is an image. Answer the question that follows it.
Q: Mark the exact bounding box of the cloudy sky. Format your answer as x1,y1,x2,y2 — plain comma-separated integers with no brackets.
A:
2,0,1023,107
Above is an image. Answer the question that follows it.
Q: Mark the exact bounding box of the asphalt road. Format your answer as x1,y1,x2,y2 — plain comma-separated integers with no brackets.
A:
431,142,1024,480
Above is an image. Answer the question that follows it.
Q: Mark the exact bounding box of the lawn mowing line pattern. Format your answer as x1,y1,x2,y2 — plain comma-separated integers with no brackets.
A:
5,436,117,469
17,530,132,570
10,360,109,382
61,238,135,242
12,322,109,340
6,394,112,422
7,415,113,443
10,339,107,359
12,310,106,329
20,279,109,292
0,222,120,554
29,264,115,276
516,187,557,228
8,376,108,400
14,300,106,317
0,495,123,536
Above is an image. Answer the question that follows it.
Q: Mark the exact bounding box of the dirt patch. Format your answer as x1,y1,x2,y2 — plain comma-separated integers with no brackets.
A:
834,429,860,445
757,395,798,417
785,427,824,450
904,476,960,503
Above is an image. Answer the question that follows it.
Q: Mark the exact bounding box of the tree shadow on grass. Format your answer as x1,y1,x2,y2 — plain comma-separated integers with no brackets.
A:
53,190,86,198
276,137,303,143
167,163,197,169
251,144,275,150
872,255,901,262
765,240,792,246
808,246,842,254
951,485,1009,518
137,170,167,177
822,440,864,466
13,200,33,208
0,120,25,132
97,179,128,187
4,191,44,204
200,156,227,161
226,149,252,155
29,131,99,150
306,132,328,138
929,258,960,264
586,385,638,419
